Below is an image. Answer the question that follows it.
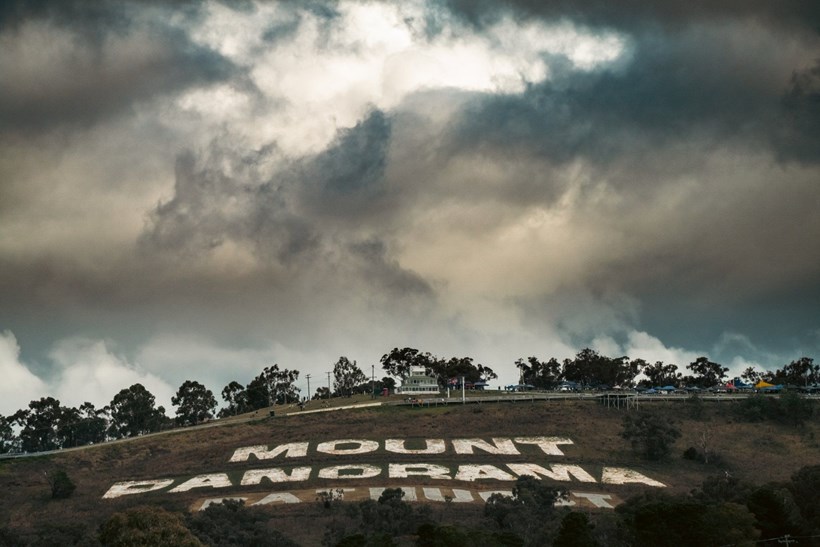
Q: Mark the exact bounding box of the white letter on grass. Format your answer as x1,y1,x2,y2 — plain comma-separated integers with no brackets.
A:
514,437,573,456
170,473,232,493
102,479,174,499
452,438,519,455
601,467,666,487
385,439,446,454
229,442,309,462
507,463,596,483
454,465,516,482
389,463,451,480
317,439,379,455
241,467,312,485
318,464,381,479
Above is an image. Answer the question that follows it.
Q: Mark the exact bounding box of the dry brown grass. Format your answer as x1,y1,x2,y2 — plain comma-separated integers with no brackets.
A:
1,398,817,544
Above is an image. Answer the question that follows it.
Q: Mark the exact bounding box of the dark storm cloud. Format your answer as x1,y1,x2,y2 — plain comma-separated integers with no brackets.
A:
0,1,236,132
780,61,820,162
140,145,320,265
141,108,431,297
298,110,392,216
447,25,816,166
409,2,820,359
442,0,820,35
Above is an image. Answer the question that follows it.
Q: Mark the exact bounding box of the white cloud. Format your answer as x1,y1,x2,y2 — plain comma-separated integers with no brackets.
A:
0,330,47,415
49,338,175,412
622,330,701,367
176,0,627,156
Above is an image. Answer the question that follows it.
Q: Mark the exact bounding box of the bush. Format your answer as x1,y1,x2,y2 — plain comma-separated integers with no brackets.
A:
777,391,813,425
620,412,681,460
47,470,76,499
788,465,820,532
100,506,203,547
734,392,814,425
685,395,706,420
484,476,567,545
187,499,298,546
553,512,599,547
616,492,759,546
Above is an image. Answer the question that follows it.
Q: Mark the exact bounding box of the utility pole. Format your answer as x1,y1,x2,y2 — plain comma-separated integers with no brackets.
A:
306,374,311,402
372,364,375,399
327,371,332,399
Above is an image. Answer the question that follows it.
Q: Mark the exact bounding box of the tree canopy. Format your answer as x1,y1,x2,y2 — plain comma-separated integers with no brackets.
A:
333,357,367,397
107,384,168,439
172,380,218,426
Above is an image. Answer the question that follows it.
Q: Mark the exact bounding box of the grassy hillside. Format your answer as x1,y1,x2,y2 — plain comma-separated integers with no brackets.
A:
1,397,818,545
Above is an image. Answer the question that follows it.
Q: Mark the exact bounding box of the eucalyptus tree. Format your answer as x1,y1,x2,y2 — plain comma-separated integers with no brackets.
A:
107,384,168,439
333,356,366,397
172,380,217,426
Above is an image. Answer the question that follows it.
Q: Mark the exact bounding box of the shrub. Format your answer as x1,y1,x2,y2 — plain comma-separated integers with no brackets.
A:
187,499,298,546
47,470,76,499
100,506,203,547
620,412,681,460
616,492,759,546
553,512,599,547
734,392,814,425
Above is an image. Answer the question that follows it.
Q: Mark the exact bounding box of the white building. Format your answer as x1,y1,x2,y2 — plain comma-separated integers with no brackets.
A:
396,366,440,395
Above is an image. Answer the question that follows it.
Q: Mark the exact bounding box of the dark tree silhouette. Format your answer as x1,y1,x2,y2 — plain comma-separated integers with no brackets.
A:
0,414,18,454
333,357,366,397
107,384,168,439
12,397,64,452
218,381,249,417
172,380,217,426
685,357,728,388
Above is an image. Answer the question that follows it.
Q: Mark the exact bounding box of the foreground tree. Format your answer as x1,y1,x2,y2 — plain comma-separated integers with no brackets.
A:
172,380,218,426
485,475,567,544
553,512,599,547
333,357,367,397
616,491,759,546
107,384,168,439
99,506,203,547
186,499,299,546
788,465,820,533
621,411,681,460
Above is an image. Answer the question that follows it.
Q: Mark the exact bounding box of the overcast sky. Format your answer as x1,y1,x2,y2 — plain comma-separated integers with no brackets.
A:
1,0,819,415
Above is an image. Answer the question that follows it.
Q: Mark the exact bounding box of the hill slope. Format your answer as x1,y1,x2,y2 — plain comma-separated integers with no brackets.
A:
1,398,817,544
